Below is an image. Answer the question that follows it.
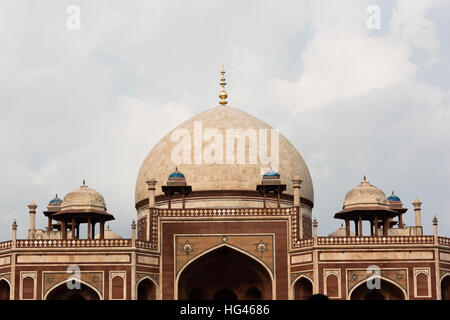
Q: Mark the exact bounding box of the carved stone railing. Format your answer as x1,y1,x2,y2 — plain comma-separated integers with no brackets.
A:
438,237,450,246
135,240,153,249
151,207,300,250
317,236,435,246
293,238,314,248
0,240,12,250
15,239,132,248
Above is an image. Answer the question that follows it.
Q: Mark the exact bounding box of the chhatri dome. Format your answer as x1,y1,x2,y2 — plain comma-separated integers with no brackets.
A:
60,180,107,212
135,67,314,210
342,176,389,210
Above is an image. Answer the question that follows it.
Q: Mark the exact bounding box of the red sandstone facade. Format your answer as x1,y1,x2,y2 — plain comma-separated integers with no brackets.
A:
0,203,449,300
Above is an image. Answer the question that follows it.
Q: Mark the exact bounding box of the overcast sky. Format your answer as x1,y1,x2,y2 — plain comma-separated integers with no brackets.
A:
1,0,449,240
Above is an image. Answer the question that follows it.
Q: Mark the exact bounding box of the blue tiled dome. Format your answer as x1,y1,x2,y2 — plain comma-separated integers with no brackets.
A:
263,170,279,177
387,192,401,202
49,194,63,205
169,170,185,179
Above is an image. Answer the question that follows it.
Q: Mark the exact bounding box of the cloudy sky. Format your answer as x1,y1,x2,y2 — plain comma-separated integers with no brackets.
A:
1,0,449,240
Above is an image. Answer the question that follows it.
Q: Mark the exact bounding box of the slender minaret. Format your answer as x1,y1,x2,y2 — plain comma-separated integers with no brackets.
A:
413,197,422,227
219,65,228,105
146,178,157,208
292,176,302,207
28,200,37,239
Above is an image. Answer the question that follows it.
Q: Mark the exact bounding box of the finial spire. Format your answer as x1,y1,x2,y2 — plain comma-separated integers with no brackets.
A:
219,65,228,105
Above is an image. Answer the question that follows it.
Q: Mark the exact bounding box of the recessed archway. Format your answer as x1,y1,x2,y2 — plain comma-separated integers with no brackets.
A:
137,278,157,300
292,277,313,300
0,279,10,300
441,275,450,300
350,278,406,300
45,281,101,300
177,246,272,300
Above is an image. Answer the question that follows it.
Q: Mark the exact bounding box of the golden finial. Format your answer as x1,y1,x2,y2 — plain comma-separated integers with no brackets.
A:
219,65,228,105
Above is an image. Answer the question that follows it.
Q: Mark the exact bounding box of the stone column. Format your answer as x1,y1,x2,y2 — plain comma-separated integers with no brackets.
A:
358,216,363,236
11,220,17,300
71,217,75,240
383,218,389,236
293,176,303,240
312,218,319,294
87,217,92,239
61,219,67,240
131,220,137,300
433,216,441,299
12,220,17,248
374,216,378,237
146,178,157,242
398,214,404,229
413,197,422,227
313,218,318,245
100,221,105,240
146,178,157,208
27,201,37,239
345,219,350,237
47,216,53,232
131,220,136,246
91,222,96,239
292,176,302,207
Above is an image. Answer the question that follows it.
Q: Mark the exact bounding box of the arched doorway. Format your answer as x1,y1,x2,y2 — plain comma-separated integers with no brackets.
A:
0,279,10,300
178,246,272,300
350,278,405,300
442,275,450,300
46,281,101,300
293,277,313,300
137,278,157,300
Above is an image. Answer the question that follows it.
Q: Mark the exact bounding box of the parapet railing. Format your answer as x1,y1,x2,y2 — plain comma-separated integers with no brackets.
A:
438,236,450,246
152,207,297,217
14,239,132,248
135,240,153,249
0,239,156,250
317,236,435,246
0,240,12,250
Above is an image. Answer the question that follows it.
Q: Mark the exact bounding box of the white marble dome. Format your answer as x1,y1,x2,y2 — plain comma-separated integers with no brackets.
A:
135,106,314,207
61,182,107,212
343,178,389,210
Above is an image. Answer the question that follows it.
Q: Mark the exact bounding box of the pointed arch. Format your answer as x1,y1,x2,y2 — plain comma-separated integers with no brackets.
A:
0,278,11,300
292,275,313,300
177,245,273,300
349,276,407,300
137,276,159,300
441,274,450,300
44,279,102,300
